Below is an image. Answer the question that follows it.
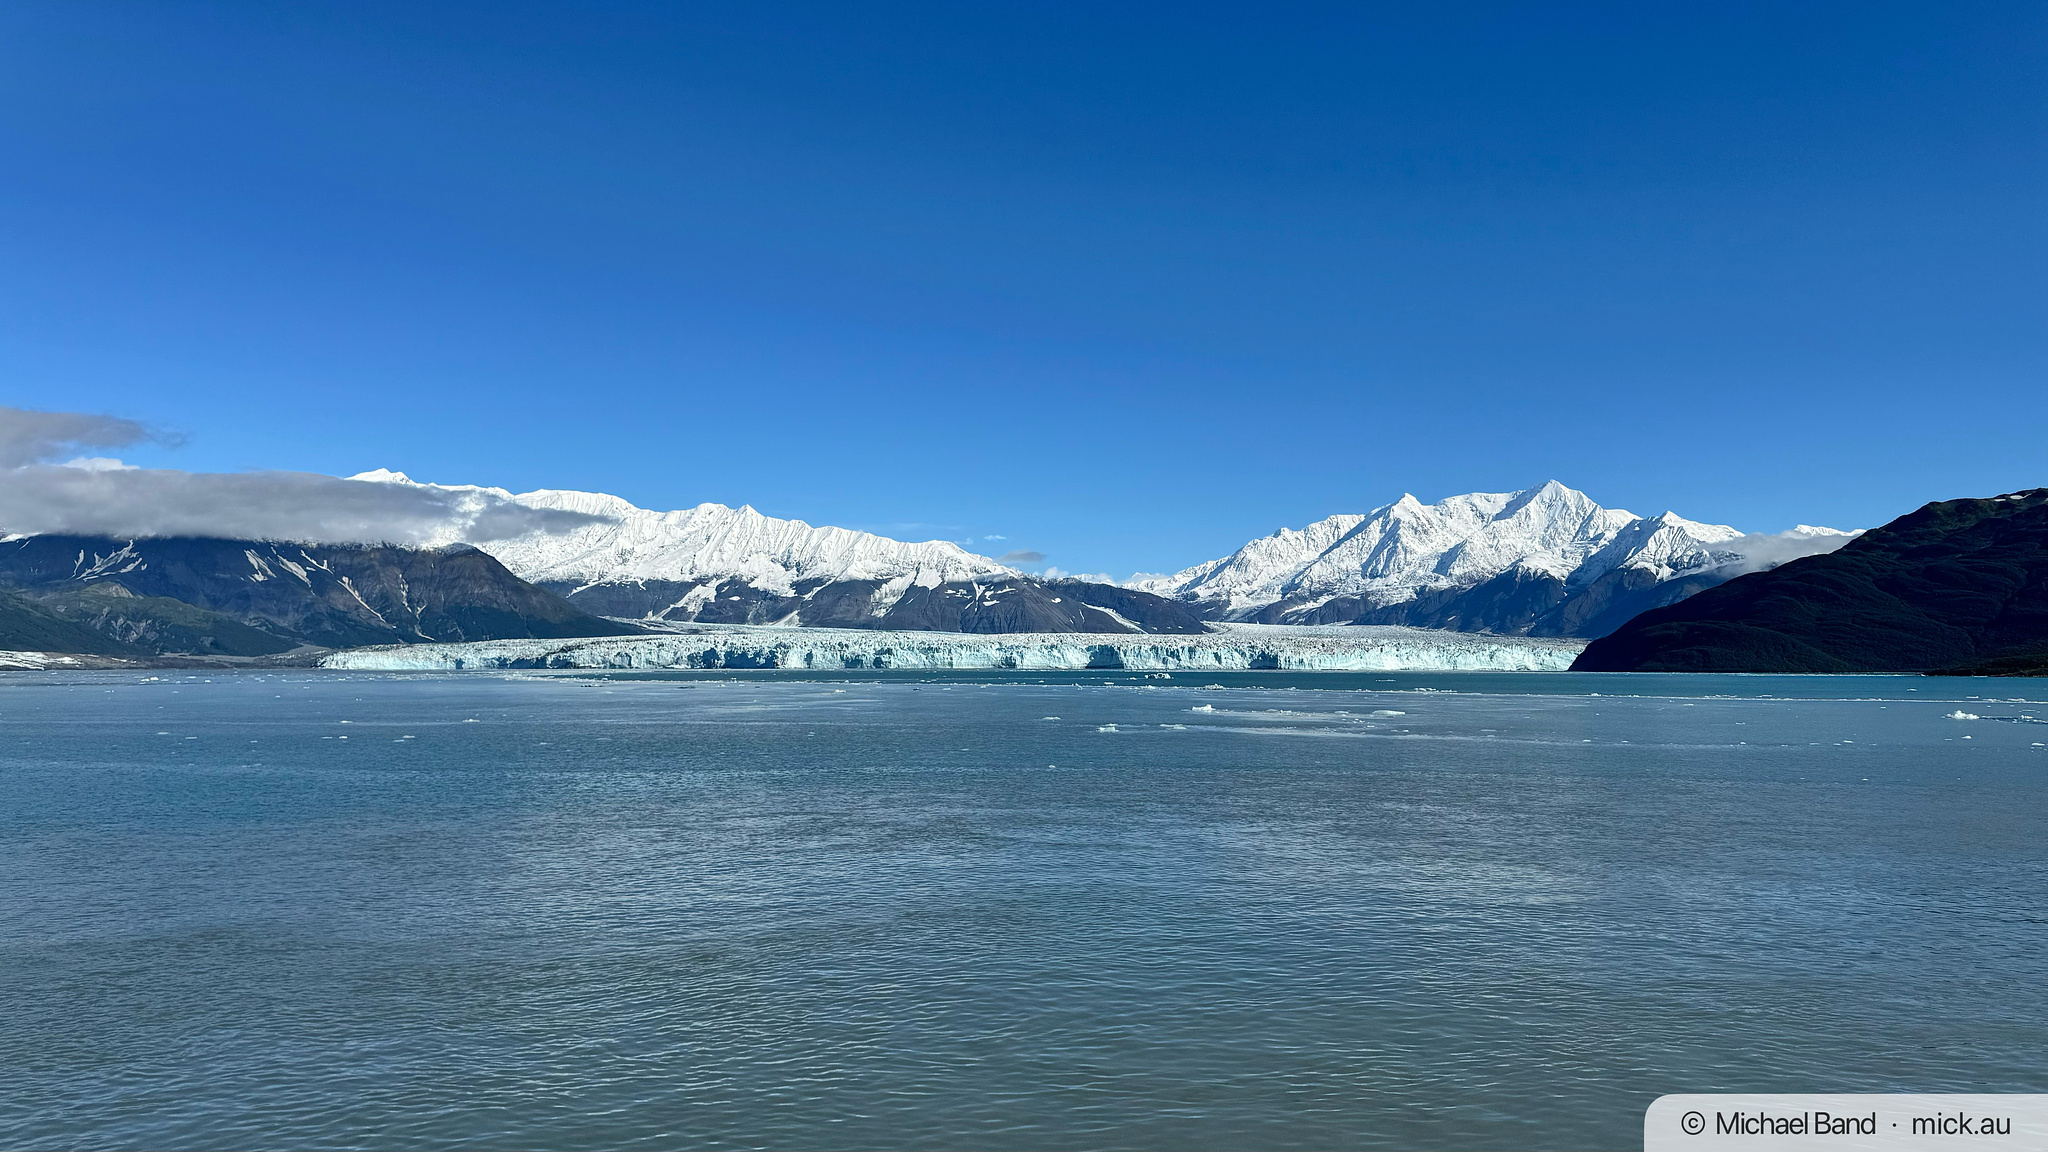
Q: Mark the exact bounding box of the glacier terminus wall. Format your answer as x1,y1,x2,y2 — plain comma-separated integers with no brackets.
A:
321,623,1585,672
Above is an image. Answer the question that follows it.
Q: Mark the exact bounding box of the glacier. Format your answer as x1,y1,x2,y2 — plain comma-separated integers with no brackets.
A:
320,622,1585,673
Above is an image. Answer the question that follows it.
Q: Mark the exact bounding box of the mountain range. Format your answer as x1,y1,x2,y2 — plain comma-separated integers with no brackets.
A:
0,535,635,660
367,473,1852,641
0,474,1864,661
1133,480,1855,636
353,471,1207,634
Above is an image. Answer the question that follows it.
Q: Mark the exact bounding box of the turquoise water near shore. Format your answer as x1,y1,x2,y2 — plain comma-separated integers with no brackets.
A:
2,670,2044,1150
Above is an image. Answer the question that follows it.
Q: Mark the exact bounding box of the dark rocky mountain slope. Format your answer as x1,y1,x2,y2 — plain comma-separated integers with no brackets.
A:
1572,489,2048,674
0,536,639,658
1257,562,1736,639
544,575,1210,635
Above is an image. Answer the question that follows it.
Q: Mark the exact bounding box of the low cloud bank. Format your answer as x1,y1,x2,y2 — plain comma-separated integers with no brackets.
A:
1709,526,1860,576
0,465,609,545
1042,566,1118,583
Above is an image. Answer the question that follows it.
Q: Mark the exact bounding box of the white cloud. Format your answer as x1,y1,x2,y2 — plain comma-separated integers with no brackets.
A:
0,405,610,544
0,405,179,467
1040,566,1116,583
1710,526,1863,576
0,465,609,544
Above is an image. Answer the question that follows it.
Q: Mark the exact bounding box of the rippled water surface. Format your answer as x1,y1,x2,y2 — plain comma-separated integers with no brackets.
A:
2,669,2045,1150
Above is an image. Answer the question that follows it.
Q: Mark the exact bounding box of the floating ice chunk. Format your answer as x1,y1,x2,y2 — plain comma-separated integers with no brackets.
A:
1190,704,1215,712
1097,724,1118,732
1947,711,1980,720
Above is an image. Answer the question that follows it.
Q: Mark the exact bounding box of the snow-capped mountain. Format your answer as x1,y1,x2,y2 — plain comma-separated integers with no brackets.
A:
350,471,1206,635
1134,481,1857,637
353,470,1011,589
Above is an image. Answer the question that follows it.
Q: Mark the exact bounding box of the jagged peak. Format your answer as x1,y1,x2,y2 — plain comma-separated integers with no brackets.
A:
1382,493,1430,518
1141,480,1776,618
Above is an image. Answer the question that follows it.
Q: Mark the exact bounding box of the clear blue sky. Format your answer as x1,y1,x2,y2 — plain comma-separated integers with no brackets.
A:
2,2,2042,576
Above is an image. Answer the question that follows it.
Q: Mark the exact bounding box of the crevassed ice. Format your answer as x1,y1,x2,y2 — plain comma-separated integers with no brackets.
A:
321,623,1586,673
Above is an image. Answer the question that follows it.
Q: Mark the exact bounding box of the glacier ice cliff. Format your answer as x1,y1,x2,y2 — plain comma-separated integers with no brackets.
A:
321,622,1585,672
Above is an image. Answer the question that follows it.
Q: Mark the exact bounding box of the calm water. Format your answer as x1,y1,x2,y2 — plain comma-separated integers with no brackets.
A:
2,669,2044,1150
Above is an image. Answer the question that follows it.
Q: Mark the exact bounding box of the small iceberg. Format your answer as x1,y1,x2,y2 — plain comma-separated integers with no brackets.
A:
1947,710,1980,721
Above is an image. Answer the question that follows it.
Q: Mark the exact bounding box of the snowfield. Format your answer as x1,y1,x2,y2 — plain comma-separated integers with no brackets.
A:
320,622,1585,672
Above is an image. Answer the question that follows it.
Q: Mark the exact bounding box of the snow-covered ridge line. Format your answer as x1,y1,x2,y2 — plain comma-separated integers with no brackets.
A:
352,469,1013,592
1132,480,1856,621
320,623,1584,672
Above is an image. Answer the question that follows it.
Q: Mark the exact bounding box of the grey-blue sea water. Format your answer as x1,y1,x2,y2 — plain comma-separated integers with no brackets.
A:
2,669,2045,1151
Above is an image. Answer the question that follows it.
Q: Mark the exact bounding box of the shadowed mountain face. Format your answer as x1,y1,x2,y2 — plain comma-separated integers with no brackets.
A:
1572,490,2048,674
543,576,1211,635
0,536,639,658
1248,563,1737,639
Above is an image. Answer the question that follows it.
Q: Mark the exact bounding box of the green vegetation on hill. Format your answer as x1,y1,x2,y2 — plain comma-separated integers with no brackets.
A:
0,591,143,657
